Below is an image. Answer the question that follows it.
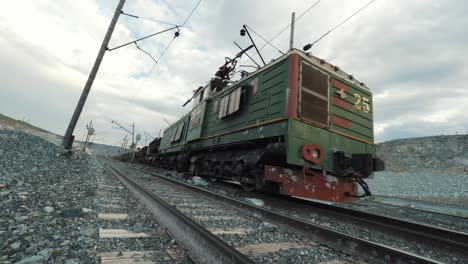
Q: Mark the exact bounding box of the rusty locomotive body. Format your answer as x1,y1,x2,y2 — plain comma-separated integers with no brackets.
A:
136,49,384,202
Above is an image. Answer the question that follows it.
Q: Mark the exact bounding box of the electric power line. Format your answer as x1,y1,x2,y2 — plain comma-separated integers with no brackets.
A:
241,0,321,64
304,0,378,50
134,42,157,63
129,36,176,102
181,0,202,28
244,25,284,55
262,0,321,50
138,0,202,78
130,0,202,101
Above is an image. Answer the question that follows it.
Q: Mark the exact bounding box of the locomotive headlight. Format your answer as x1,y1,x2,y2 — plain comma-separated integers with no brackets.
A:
312,149,321,160
302,144,324,164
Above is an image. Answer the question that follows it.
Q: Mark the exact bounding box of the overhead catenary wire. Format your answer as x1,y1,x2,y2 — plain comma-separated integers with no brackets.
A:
244,25,284,55
129,36,177,102
304,0,378,50
129,0,202,101
134,42,157,63
181,0,202,28
240,0,321,65
234,41,260,67
260,0,321,52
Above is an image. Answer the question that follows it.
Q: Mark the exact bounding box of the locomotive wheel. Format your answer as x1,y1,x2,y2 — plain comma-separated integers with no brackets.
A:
209,176,218,182
235,162,255,191
210,165,221,182
241,181,255,192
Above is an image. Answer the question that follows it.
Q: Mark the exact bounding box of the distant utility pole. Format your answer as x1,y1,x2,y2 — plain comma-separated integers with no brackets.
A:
62,0,126,150
144,132,155,146
83,120,95,151
112,120,136,162
120,135,128,153
289,12,296,50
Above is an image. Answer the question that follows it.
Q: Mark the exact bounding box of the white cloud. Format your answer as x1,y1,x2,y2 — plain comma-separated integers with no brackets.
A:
1,0,468,146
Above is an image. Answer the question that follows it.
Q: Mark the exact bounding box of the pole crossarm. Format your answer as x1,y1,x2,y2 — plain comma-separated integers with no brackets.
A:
107,26,180,51
112,120,134,135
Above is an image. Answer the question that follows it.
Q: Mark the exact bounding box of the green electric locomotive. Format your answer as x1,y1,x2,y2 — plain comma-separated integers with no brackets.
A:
150,49,384,202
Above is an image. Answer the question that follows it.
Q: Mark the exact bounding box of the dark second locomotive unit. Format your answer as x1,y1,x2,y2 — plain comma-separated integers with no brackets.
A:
138,49,384,202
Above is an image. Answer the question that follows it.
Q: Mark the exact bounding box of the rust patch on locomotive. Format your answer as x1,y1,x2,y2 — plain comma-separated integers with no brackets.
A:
331,78,351,92
331,115,352,129
264,165,358,202
331,96,351,110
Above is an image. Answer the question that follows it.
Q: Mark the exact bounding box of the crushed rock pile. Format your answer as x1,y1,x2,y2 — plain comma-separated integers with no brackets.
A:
0,130,100,263
367,171,468,207
377,135,468,173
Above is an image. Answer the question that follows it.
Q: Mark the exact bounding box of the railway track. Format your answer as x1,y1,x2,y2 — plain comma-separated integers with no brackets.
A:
103,160,360,263
100,157,459,263
358,195,468,219
129,162,468,263
287,195,468,262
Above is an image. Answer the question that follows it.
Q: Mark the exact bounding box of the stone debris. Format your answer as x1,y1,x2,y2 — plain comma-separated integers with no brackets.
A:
43,206,54,213
61,207,84,218
244,198,265,207
258,222,277,232
15,248,52,264
80,227,97,237
0,130,102,263
378,134,468,173
367,171,468,207
188,176,209,187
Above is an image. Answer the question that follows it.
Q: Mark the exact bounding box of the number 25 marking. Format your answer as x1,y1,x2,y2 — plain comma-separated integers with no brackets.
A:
353,93,370,113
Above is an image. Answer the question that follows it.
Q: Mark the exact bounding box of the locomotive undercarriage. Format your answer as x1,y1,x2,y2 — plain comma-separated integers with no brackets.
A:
143,136,367,202
148,138,285,192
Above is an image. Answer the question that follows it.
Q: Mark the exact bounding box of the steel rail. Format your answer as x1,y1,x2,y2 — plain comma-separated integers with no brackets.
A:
119,163,441,264
104,162,254,264
362,195,468,220
288,196,468,253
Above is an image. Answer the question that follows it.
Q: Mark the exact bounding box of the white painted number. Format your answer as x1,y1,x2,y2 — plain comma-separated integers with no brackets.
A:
353,93,370,113
362,97,370,113
336,89,347,99
353,93,362,110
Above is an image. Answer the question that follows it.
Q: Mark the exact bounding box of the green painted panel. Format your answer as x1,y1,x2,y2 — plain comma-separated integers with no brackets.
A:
331,77,372,97
200,57,289,140
330,87,373,120
159,114,190,152
189,120,288,150
330,124,373,142
331,106,373,129
286,119,375,174
186,101,206,141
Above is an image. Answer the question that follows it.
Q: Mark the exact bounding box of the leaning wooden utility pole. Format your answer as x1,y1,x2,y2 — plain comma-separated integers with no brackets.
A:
62,0,126,150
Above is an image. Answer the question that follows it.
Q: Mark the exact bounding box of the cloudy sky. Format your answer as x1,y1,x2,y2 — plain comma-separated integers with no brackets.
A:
1,0,467,146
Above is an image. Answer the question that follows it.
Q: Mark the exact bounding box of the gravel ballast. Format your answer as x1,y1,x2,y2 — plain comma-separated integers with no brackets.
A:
129,163,467,263
0,130,190,263
367,170,468,207
114,162,359,264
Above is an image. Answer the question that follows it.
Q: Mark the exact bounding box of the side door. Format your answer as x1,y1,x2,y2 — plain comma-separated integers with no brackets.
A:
186,101,207,141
